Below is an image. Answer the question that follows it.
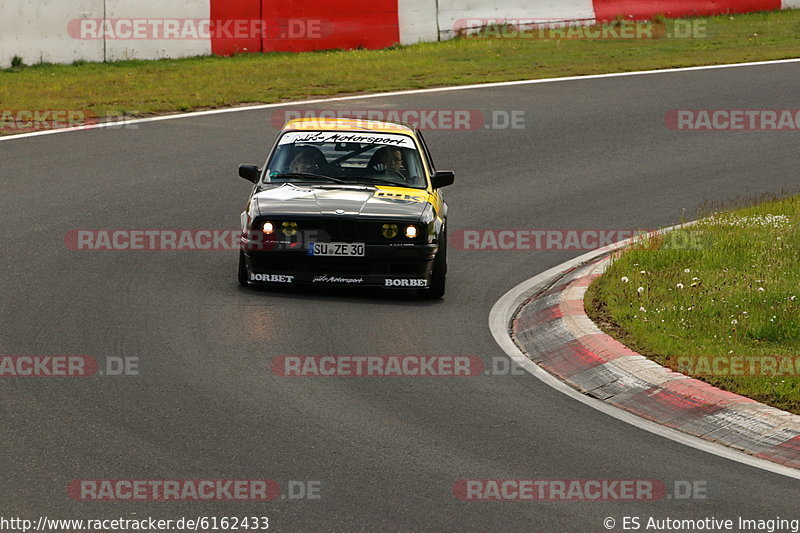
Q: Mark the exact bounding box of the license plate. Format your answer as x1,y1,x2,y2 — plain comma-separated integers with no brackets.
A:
308,242,365,257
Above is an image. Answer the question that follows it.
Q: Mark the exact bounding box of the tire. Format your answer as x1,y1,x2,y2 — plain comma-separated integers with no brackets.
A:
238,250,248,286
421,229,447,299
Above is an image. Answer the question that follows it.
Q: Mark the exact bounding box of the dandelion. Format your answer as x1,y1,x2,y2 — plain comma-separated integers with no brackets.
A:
621,276,629,283
640,270,646,275
639,306,646,312
731,319,738,325
676,283,684,289
758,287,765,292
684,269,691,273
637,287,644,294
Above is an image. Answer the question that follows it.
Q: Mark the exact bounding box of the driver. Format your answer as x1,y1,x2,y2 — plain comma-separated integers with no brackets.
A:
375,146,404,173
289,146,326,174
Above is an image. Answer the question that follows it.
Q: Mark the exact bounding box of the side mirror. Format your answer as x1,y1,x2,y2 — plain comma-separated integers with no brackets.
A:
239,164,261,184
431,170,455,189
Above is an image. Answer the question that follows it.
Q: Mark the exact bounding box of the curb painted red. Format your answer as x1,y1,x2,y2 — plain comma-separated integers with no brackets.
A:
513,255,800,469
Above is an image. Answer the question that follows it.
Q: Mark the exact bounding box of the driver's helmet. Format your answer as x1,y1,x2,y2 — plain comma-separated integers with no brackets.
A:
368,146,405,176
288,146,327,173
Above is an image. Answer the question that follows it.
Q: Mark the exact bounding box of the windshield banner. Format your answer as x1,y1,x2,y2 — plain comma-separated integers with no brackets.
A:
278,131,417,149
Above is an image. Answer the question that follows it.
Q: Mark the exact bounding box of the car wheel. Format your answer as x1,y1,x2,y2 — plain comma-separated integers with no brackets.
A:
238,250,248,286
421,229,447,299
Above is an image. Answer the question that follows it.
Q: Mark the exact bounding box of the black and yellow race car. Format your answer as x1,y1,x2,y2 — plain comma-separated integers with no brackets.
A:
236,118,454,298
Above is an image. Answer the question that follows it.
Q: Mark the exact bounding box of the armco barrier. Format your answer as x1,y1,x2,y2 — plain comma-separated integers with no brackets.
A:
1,0,799,67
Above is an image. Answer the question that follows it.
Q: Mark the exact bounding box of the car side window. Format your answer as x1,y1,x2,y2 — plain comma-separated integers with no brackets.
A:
415,130,436,172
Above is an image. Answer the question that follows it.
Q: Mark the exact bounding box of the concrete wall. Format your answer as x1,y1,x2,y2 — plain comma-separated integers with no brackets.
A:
104,0,211,62
0,0,104,67
436,0,596,39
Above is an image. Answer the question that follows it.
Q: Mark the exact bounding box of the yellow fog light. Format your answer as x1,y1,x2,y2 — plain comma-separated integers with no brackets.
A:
381,224,398,239
281,221,298,236
405,225,418,239
262,221,275,235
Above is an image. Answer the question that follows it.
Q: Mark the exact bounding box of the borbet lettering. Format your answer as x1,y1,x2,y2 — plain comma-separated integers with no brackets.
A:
250,273,294,283
385,279,428,287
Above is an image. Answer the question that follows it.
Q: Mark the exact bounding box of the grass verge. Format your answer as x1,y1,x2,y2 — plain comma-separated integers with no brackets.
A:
586,194,800,414
1,10,800,131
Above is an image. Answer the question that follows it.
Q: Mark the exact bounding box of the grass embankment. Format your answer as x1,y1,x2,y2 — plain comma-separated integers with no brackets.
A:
1,10,799,129
586,195,800,414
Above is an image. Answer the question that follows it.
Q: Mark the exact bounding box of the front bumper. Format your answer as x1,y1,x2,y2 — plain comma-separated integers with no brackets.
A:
241,240,439,289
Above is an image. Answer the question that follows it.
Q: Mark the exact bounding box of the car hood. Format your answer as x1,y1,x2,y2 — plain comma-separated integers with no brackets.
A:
253,184,429,220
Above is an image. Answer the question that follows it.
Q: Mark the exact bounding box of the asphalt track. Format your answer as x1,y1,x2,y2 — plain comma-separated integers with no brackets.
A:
2,62,799,531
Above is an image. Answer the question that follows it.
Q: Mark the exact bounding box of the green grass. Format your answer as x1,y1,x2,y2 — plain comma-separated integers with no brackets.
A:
586,194,800,414
1,10,800,129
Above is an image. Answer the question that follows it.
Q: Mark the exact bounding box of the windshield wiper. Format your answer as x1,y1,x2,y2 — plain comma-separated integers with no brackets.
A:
272,173,346,184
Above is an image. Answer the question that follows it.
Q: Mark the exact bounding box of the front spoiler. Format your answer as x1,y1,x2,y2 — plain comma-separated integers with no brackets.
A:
241,241,438,289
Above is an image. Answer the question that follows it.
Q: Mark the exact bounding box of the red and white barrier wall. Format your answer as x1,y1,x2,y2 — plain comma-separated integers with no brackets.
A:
1,0,798,67
433,0,596,41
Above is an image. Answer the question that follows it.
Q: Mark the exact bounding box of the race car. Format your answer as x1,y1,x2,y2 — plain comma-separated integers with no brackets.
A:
236,117,454,297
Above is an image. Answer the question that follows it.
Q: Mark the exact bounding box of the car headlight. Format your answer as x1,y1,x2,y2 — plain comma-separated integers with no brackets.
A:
404,225,418,239
382,224,398,239
281,221,298,236
262,221,275,235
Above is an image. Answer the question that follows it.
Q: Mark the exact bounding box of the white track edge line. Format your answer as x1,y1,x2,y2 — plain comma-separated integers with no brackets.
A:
2,57,800,143
488,227,800,481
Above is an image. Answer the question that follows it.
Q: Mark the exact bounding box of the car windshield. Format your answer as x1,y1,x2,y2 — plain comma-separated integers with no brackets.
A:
264,131,427,189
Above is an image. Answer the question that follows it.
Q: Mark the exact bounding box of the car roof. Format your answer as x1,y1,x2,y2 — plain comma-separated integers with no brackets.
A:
282,117,416,137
